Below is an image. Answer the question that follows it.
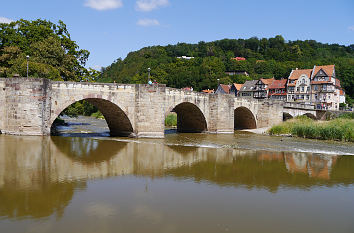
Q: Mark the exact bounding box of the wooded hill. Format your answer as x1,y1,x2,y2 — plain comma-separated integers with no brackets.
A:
99,36,354,103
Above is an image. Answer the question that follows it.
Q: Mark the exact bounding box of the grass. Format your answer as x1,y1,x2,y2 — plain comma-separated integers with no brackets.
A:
165,113,177,127
269,116,354,142
91,111,105,119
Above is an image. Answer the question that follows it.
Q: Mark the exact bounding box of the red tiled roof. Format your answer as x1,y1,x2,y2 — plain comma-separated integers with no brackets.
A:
231,57,246,61
269,79,287,89
312,65,335,78
233,83,243,91
340,89,345,95
260,78,275,85
269,93,287,96
219,84,231,93
288,69,312,80
202,89,214,94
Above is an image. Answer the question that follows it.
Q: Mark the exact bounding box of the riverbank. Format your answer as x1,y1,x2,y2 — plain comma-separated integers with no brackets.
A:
269,116,354,142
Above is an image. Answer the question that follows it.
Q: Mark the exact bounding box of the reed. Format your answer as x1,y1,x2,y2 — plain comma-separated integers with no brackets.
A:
269,116,354,142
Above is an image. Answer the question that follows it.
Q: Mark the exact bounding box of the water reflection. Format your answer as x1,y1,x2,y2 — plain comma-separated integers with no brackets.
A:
0,135,353,220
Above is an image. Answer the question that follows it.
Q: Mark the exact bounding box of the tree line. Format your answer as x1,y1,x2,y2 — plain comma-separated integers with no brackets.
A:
100,36,354,105
1,19,353,106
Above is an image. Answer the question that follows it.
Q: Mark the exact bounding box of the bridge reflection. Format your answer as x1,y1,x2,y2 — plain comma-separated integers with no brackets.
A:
0,135,353,219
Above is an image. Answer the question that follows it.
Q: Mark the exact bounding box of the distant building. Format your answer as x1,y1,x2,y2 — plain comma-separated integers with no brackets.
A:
310,65,341,110
254,78,274,99
230,83,243,97
287,68,312,104
216,84,231,94
286,65,343,110
182,87,193,91
177,56,194,60
225,71,249,76
238,80,258,98
231,57,246,61
268,78,287,100
339,89,346,104
202,89,214,94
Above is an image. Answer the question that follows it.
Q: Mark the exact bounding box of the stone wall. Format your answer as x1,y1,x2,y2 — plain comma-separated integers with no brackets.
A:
1,78,51,135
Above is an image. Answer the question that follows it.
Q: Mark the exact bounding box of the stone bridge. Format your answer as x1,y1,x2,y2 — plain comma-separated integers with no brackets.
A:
0,77,317,138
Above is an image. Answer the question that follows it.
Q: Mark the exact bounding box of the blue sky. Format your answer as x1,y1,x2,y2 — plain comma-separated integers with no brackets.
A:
1,0,354,69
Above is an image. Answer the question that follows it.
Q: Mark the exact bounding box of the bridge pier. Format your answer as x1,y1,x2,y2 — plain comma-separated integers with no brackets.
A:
0,78,284,138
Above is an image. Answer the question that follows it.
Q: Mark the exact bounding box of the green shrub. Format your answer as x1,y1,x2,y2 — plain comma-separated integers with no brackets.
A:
165,113,177,127
91,111,104,119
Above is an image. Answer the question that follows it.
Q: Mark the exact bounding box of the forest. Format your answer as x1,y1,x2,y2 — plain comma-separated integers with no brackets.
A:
100,36,354,104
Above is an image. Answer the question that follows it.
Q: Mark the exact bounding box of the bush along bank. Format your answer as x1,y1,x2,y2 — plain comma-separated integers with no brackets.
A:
269,116,354,142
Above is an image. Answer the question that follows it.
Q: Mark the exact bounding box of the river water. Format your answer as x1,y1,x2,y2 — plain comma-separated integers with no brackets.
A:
0,116,354,233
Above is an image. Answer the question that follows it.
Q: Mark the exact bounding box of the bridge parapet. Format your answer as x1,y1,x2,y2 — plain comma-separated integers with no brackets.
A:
284,102,315,110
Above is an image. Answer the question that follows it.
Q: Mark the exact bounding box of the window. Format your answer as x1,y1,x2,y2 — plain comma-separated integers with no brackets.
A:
315,94,318,99
314,86,318,91
297,87,300,92
306,95,309,100
301,87,304,92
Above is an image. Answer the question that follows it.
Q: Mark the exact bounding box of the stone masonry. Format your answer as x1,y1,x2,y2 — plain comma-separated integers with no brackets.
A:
0,77,291,138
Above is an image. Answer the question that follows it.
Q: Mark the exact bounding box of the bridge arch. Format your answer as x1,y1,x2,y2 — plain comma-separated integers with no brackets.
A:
283,112,293,121
167,102,208,133
303,113,317,120
50,98,134,137
234,106,257,129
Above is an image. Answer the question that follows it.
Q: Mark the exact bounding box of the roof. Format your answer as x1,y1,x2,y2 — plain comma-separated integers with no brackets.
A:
288,69,313,80
240,80,258,92
202,89,214,94
231,57,246,61
269,79,287,89
340,89,345,95
218,84,231,94
260,78,275,86
233,83,243,91
312,65,335,78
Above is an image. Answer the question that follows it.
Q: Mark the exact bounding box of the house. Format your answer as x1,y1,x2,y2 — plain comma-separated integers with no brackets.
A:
310,65,341,110
238,80,258,98
286,65,343,110
230,83,243,97
216,84,231,94
286,68,312,104
268,78,287,100
254,78,274,99
182,87,193,91
339,89,346,104
231,57,246,61
202,89,214,94
225,71,249,76
177,56,194,60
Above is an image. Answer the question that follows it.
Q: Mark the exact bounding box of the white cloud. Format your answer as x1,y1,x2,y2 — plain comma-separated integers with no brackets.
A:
135,0,169,12
84,0,123,10
348,26,354,31
137,18,160,26
0,17,14,24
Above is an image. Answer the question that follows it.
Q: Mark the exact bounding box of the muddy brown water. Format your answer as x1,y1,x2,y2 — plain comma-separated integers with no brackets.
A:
0,116,353,233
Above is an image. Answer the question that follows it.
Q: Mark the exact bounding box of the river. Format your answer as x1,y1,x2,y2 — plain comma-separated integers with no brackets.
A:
0,116,354,233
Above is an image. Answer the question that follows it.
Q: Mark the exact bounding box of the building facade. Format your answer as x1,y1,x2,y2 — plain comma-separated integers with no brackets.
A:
268,79,287,100
286,65,343,110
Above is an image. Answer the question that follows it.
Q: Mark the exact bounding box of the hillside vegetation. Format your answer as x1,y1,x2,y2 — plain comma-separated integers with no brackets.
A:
99,36,354,103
